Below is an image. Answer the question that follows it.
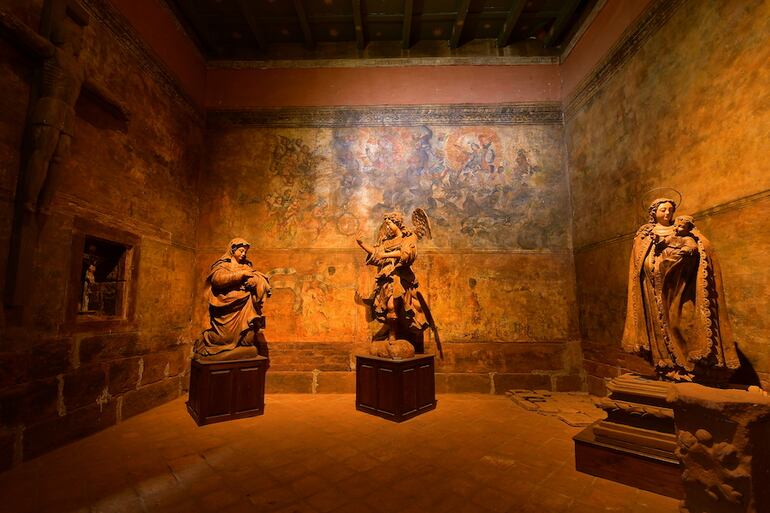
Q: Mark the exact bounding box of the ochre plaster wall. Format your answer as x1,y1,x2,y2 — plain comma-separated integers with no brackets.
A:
565,0,770,393
0,0,203,469
197,118,582,394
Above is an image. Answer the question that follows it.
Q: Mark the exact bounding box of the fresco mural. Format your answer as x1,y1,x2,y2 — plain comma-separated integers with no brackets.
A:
225,125,569,251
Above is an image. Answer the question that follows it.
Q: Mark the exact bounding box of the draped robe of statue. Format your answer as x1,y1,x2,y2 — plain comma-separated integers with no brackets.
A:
621,223,740,379
195,242,270,358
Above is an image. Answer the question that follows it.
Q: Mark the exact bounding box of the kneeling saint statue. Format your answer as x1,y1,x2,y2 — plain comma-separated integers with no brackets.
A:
194,238,271,361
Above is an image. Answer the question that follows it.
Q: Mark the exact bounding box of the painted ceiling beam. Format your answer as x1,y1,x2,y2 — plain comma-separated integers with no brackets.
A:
235,0,268,51
293,0,315,49
402,0,414,49
497,0,526,48
449,0,472,49
352,0,365,50
544,0,581,47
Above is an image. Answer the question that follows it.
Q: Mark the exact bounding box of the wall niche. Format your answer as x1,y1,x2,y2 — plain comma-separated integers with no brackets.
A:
66,218,140,331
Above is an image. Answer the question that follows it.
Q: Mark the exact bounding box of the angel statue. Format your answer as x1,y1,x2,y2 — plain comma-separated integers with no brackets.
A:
355,209,440,359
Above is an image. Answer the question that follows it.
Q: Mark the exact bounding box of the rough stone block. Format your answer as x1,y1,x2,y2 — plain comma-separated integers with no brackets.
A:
0,379,59,425
64,365,107,411
0,429,15,472
108,357,141,395
140,350,184,386
79,333,142,363
554,374,585,392
266,372,313,393
0,352,29,389
437,342,567,374
493,373,551,394
121,378,180,420
582,359,620,379
27,338,71,380
435,373,490,394
23,402,116,461
316,372,355,393
586,375,607,397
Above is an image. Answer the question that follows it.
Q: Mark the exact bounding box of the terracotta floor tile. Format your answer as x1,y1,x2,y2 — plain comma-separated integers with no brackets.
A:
0,395,679,513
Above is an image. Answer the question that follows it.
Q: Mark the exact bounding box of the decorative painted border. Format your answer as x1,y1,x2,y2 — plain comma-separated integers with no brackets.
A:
81,0,203,123
564,0,686,119
207,102,563,128
208,55,558,69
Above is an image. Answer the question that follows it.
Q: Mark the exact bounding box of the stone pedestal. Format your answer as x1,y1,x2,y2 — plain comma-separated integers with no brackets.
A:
356,354,436,422
187,356,267,426
669,383,770,513
574,373,684,499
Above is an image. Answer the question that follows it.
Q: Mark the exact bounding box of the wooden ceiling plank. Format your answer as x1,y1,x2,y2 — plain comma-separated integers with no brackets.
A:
293,0,315,49
449,0,472,49
544,0,581,47
352,0,365,50
178,2,219,56
496,0,526,48
235,0,269,51
402,0,414,49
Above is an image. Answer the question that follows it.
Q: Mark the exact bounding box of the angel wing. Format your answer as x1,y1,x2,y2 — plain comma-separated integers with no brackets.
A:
411,208,432,240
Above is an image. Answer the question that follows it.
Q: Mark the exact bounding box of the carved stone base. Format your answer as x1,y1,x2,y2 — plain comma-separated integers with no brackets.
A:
574,373,684,499
670,383,770,513
186,356,267,426
355,354,436,422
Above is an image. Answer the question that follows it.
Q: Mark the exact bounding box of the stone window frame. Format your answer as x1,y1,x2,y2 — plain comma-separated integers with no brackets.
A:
65,218,140,331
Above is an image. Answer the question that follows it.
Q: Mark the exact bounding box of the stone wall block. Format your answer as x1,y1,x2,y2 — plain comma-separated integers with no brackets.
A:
64,365,108,411
0,353,30,389
140,350,185,386
266,372,314,393
79,333,142,364
0,429,14,473
26,338,71,380
0,379,59,426
435,373,491,394
554,374,585,392
107,357,142,395
315,372,355,393
492,373,552,394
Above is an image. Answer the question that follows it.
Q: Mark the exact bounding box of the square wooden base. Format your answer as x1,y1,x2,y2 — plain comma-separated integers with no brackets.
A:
356,354,436,422
186,356,267,426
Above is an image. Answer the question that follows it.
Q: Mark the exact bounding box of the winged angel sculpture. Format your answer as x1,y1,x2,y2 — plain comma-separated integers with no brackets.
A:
356,209,440,359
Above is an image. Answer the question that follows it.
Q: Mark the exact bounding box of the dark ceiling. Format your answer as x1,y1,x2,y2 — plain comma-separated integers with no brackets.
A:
166,0,599,62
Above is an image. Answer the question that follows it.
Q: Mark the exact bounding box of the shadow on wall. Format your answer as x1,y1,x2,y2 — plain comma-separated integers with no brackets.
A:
731,346,761,388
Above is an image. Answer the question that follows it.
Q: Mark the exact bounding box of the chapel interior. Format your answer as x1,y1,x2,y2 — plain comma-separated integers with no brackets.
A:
0,1,768,512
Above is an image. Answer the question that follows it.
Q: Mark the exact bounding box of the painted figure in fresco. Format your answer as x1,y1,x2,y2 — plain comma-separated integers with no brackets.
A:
355,209,439,359
622,198,739,382
194,238,271,360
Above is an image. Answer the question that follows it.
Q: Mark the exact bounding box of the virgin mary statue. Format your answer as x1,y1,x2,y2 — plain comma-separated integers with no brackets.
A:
621,198,739,382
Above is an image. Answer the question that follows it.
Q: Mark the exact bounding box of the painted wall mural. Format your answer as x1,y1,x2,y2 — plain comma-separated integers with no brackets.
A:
201,124,569,251
197,112,581,391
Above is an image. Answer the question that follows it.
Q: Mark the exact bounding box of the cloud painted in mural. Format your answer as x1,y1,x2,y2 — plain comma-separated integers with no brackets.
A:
211,124,569,251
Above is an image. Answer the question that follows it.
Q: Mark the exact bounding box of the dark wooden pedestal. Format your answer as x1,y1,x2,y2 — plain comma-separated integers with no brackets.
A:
355,354,436,422
186,356,267,426
574,374,684,499
574,423,683,499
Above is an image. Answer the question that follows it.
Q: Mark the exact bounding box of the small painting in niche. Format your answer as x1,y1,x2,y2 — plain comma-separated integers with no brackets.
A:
78,236,127,317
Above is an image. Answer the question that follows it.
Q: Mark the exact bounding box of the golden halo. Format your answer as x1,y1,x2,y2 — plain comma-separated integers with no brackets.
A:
640,187,683,211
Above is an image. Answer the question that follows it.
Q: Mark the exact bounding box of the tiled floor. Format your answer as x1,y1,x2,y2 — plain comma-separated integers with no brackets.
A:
0,394,678,512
